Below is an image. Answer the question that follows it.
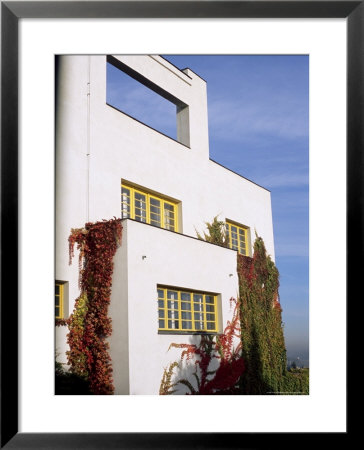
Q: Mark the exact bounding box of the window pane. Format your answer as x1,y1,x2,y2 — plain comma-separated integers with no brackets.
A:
167,301,178,310
158,300,164,308
207,322,215,330
55,306,60,317
157,289,164,298
121,187,131,218
164,221,174,231
168,310,179,319
134,192,146,222
150,198,161,227
206,313,215,321
181,302,191,311
164,203,175,231
165,220,175,230
55,297,60,306
55,284,60,295
150,216,160,226
205,295,214,304
167,290,178,300
150,208,160,217
193,301,203,311
150,197,160,207
150,212,160,221
181,311,192,320
159,319,165,328
168,320,179,329
206,304,215,312
158,310,165,318
182,321,192,330
194,312,204,321
181,292,191,301
135,210,146,222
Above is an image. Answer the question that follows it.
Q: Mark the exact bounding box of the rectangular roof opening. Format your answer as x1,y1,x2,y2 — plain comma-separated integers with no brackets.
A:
106,55,190,146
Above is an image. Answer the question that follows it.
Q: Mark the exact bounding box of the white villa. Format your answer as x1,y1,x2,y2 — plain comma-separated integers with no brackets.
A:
55,55,275,395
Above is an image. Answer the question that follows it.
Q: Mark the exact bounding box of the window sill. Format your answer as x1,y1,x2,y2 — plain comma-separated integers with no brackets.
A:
158,330,220,336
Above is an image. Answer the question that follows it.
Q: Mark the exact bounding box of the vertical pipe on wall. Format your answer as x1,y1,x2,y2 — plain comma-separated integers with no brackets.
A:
86,56,91,222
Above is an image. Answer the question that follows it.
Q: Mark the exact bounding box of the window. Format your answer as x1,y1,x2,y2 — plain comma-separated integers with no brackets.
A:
121,182,179,232
55,282,64,319
157,286,218,333
226,220,249,256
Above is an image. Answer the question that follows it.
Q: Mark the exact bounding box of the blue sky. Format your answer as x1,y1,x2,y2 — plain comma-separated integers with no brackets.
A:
107,55,309,363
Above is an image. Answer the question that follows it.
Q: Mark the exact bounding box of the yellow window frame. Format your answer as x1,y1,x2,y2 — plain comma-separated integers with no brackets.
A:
226,220,249,256
121,182,179,232
55,282,64,319
157,286,218,333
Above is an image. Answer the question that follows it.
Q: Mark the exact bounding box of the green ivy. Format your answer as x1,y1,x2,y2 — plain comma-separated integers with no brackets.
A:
238,237,308,394
195,215,229,248
195,217,308,395
66,291,89,379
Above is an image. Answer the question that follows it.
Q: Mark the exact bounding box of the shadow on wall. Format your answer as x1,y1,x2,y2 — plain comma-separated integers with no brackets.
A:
165,349,221,395
159,297,244,395
159,334,244,395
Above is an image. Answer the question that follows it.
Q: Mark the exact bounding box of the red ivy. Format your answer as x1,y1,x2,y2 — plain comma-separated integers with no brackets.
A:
237,248,281,311
165,297,245,395
67,217,122,394
55,319,68,327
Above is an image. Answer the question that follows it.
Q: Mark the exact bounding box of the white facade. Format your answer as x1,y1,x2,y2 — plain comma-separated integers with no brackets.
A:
56,55,275,394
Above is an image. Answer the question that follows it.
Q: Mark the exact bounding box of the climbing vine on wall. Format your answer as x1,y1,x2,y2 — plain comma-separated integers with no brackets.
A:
159,297,245,395
67,217,122,395
237,236,288,394
193,216,307,394
55,319,68,327
195,215,229,248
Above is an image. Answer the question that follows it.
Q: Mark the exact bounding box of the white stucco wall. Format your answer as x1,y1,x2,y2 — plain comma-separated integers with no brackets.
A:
55,54,275,394
56,55,90,317
56,54,274,309
55,325,69,366
108,219,240,395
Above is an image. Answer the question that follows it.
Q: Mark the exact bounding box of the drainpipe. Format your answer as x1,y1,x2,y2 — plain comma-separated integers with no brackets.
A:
86,56,91,222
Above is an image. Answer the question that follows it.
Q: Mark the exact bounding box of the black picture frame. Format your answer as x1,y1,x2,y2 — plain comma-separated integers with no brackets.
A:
1,1,357,448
